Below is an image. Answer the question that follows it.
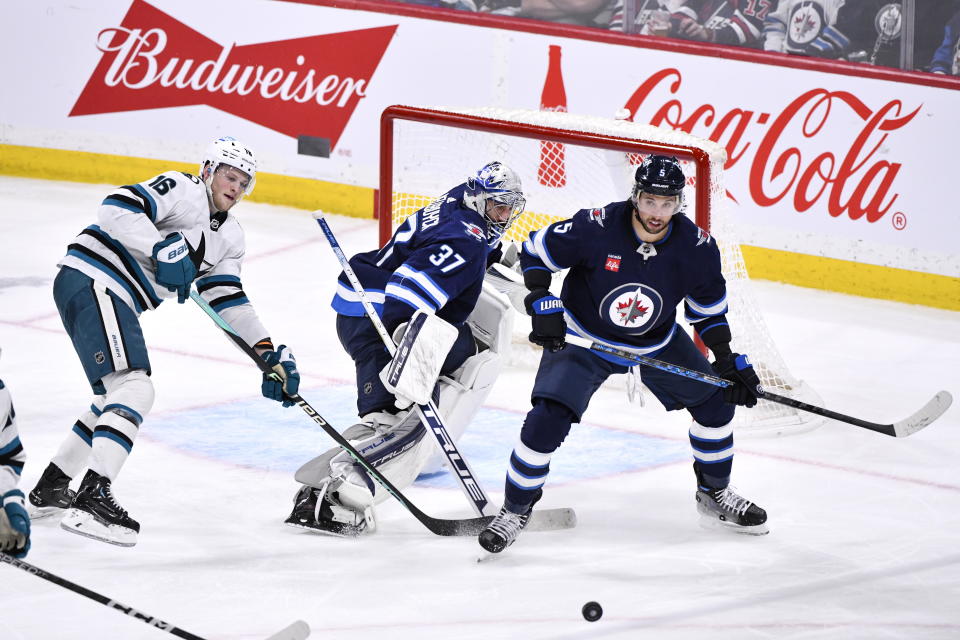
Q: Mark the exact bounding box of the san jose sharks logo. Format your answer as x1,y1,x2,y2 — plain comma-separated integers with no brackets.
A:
600,283,663,335
183,233,213,276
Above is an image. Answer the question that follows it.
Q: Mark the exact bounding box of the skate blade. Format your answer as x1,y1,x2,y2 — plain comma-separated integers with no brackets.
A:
28,504,68,521
697,513,769,536
60,509,138,547
284,519,363,538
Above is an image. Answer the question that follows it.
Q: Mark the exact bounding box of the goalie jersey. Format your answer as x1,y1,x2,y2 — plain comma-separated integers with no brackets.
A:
520,202,729,365
331,184,501,332
57,171,269,346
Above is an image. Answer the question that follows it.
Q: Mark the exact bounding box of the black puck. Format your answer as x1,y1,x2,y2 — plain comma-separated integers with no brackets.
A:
582,601,603,622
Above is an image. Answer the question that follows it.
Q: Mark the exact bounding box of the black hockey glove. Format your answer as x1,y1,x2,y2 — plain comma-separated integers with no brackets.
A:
711,353,762,408
524,289,566,352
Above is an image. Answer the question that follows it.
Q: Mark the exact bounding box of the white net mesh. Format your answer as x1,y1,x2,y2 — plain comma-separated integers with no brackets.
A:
384,106,822,436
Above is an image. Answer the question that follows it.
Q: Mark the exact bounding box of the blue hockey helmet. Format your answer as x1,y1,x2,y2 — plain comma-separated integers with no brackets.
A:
463,161,526,245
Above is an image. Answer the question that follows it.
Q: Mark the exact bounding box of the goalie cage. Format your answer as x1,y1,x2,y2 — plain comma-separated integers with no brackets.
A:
379,105,823,437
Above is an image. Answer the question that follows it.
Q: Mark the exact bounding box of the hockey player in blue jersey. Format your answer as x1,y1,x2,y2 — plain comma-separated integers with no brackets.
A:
1,351,30,558
285,161,526,536
479,155,767,553
27,137,301,547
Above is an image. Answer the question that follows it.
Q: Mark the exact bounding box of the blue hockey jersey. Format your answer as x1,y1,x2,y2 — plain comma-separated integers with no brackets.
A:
521,201,729,365
331,184,499,331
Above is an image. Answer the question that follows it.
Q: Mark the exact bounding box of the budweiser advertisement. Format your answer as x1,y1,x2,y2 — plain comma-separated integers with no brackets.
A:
1,0,957,280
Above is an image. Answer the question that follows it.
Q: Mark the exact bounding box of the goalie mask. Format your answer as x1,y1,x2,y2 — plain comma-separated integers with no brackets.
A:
463,161,526,246
631,154,686,214
200,136,257,198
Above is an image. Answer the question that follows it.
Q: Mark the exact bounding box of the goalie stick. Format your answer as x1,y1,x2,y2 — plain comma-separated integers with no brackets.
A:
313,211,493,516
0,553,309,640
189,291,576,536
484,263,952,437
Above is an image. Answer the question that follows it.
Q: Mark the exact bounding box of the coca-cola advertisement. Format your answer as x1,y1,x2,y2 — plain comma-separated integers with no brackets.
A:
1,0,956,284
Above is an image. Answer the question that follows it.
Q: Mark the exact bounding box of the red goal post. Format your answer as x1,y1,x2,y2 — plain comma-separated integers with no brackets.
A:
378,105,822,436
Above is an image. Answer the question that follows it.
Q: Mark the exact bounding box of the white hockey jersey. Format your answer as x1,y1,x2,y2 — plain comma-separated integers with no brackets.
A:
0,377,25,497
58,171,270,347
764,0,849,58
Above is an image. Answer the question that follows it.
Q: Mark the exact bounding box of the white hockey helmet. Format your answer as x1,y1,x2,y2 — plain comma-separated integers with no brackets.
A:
462,161,526,245
200,136,257,195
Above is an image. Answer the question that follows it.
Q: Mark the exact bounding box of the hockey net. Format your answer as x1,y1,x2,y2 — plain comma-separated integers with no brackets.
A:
379,105,822,437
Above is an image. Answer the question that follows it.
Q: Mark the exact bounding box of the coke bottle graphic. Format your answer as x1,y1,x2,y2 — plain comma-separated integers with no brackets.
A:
539,44,567,187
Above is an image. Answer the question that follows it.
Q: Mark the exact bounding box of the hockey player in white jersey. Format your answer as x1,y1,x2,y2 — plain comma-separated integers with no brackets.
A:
1,351,30,558
284,162,525,536
763,0,850,58
27,137,301,547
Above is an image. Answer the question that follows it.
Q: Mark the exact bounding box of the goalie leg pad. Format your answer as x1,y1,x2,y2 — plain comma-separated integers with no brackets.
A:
380,310,458,407
294,410,429,512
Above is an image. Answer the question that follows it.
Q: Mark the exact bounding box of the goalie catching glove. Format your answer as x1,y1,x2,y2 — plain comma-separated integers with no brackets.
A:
712,352,763,408
380,310,459,410
261,345,300,407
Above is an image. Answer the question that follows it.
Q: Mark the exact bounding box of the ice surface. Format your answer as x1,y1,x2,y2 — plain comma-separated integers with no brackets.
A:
1,176,958,639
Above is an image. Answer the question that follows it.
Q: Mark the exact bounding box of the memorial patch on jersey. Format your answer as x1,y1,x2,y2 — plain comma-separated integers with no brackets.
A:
461,221,485,242
600,283,664,335
604,255,622,272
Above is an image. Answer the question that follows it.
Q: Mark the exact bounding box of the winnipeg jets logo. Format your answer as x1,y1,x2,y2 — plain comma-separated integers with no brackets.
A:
461,221,485,242
789,4,824,44
696,227,712,246
600,283,663,335
618,297,649,322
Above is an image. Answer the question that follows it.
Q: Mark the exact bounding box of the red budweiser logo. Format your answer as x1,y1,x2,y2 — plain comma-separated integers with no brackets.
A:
623,68,921,223
70,0,397,150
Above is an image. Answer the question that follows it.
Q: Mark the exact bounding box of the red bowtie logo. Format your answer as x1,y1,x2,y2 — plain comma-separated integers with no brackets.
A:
71,0,397,150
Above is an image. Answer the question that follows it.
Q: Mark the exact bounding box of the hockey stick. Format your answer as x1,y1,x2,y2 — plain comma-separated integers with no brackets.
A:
188,291,574,535
313,211,493,516
484,264,952,437
563,335,952,438
0,553,309,640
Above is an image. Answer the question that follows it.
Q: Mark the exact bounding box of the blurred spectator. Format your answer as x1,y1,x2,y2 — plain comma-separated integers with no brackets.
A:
927,7,960,74
478,0,611,25
836,1,902,67
763,0,849,58
668,1,764,47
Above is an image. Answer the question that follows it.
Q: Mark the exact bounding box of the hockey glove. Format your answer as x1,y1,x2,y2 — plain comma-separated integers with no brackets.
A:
261,345,300,407
1,489,31,558
712,353,763,408
524,289,566,352
152,233,197,304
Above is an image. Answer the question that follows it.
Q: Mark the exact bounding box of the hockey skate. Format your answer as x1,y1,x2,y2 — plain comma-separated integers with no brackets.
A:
60,470,140,547
28,462,76,519
478,491,541,553
284,481,373,538
695,484,768,535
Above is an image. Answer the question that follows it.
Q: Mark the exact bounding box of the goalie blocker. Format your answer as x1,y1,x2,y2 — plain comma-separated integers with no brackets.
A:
286,278,513,536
